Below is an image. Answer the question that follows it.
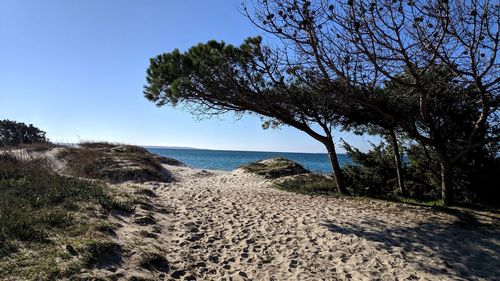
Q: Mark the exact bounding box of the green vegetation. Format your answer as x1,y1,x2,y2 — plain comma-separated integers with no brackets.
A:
0,154,129,243
0,119,47,146
145,0,498,206
58,142,171,183
240,157,309,179
273,174,337,195
341,140,500,208
0,151,135,280
341,143,405,198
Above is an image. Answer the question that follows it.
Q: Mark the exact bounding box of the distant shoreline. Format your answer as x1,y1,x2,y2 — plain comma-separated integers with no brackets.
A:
143,146,339,155
145,147,350,173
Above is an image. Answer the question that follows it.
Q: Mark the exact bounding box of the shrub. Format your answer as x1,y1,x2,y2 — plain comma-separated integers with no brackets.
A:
341,143,400,198
342,141,500,206
273,174,337,195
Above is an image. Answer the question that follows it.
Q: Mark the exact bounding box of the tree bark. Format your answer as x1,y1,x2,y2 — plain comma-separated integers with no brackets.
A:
324,138,347,194
388,129,405,196
439,161,453,206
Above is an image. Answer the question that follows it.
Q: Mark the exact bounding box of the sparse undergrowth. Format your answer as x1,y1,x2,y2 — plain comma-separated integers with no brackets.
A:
273,174,338,195
58,142,172,183
80,240,123,268
0,151,135,280
240,157,310,179
271,170,450,207
134,213,157,226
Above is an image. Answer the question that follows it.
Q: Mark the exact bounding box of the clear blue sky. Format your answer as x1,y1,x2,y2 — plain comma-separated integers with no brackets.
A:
0,0,379,153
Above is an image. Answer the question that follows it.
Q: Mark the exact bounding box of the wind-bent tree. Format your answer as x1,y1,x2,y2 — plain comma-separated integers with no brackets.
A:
144,38,349,193
243,0,499,204
0,119,47,146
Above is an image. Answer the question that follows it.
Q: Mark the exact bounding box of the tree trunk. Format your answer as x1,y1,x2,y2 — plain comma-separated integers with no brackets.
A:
324,138,347,194
388,129,405,196
17,127,23,145
439,161,453,206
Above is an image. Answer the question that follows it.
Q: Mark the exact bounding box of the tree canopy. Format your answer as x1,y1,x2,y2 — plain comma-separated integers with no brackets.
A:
145,0,499,205
145,37,351,193
0,120,47,146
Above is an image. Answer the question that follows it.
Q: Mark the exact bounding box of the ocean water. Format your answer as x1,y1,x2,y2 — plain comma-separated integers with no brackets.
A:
146,148,352,173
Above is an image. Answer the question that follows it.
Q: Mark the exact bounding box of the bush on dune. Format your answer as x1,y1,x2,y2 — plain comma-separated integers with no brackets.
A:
58,142,172,183
240,157,309,179
242,158,339,194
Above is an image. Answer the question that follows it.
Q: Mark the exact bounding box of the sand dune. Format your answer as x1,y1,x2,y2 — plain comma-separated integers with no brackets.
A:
94,164,500,280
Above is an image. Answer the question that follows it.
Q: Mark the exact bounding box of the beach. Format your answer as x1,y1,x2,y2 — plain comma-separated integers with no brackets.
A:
93,163,499,281
2,0,498,279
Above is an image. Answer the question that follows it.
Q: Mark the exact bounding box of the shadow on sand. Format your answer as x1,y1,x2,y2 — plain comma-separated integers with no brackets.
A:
322,209,500,280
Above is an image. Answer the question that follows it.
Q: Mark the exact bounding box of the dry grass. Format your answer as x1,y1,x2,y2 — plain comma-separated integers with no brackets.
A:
58,142,171,183
139,251,169,272
0,151,135,280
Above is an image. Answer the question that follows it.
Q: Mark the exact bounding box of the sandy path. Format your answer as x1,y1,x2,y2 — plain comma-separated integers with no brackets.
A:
109,165,499,281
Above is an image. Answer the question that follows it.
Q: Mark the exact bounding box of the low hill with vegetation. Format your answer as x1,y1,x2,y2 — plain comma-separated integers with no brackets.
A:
0,141,186,279
0,152,135,279
241,158,340,195
240,157,310,179
57,142,182,183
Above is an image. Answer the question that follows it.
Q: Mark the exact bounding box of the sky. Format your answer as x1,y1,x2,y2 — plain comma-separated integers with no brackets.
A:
0,0,380,153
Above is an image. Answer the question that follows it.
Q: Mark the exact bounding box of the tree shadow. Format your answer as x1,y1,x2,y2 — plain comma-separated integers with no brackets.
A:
322,210,500,280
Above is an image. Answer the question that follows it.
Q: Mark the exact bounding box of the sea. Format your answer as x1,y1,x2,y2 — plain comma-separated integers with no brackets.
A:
146,147,352,173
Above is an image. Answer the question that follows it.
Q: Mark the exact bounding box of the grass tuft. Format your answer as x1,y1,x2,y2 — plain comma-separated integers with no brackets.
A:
81,240,123,268
134,213,157,225
139,251,169,272
135,188,157,197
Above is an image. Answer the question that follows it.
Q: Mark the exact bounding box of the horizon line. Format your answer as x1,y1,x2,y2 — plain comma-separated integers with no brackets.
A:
53,141,344,154
143,145,342,155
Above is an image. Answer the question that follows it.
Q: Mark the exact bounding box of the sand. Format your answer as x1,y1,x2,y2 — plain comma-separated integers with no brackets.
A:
100,164,500,281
